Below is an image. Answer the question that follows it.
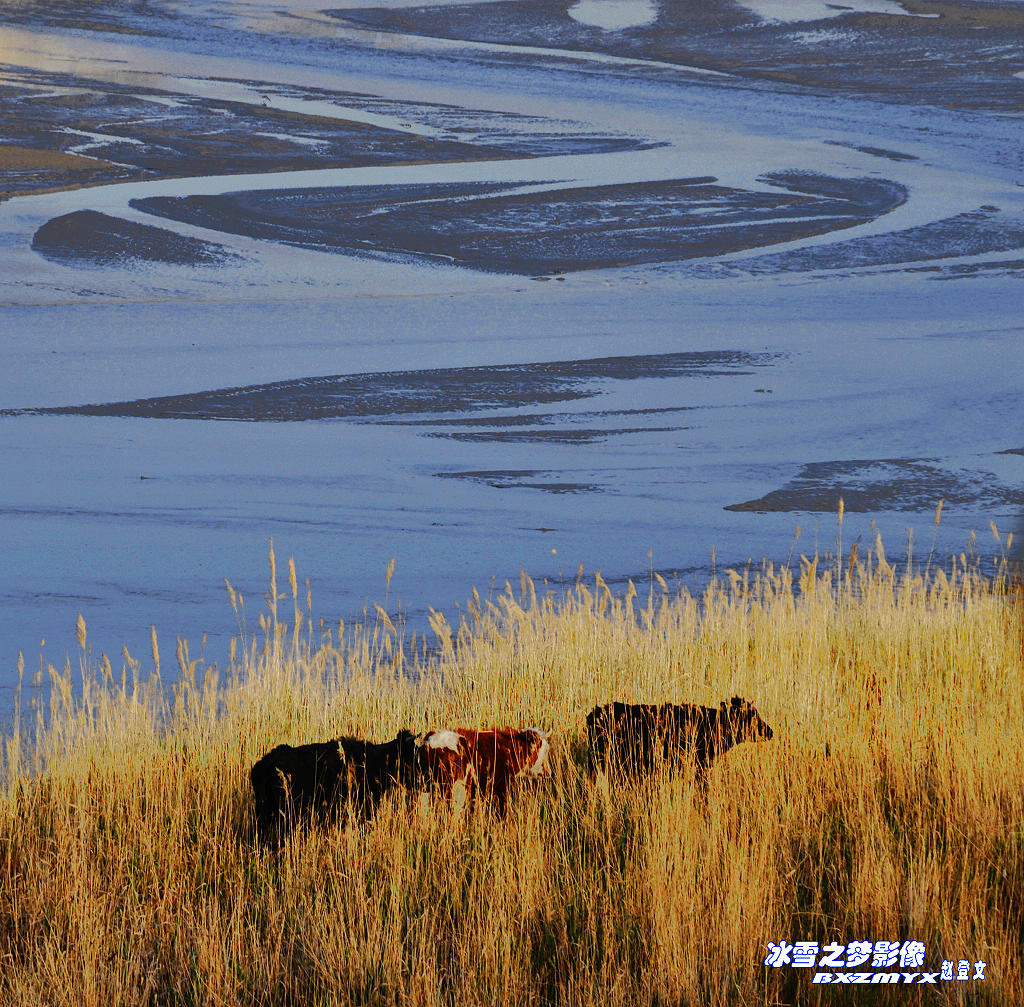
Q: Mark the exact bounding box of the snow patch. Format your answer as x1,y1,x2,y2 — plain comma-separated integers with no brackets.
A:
568,0,659,31
738,0,939,23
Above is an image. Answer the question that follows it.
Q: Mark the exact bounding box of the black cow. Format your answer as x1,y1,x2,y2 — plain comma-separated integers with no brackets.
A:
586,697,773,777
250,729,424,845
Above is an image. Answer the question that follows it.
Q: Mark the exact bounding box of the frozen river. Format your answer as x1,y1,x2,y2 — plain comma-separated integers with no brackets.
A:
0,0,1022,706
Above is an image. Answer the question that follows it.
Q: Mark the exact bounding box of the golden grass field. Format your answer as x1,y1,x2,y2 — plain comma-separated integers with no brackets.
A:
1,531,1021,1006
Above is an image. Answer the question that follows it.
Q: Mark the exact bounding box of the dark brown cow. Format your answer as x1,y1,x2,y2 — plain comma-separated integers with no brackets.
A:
586,697,773,777
421,727,552,815
250,729,424,845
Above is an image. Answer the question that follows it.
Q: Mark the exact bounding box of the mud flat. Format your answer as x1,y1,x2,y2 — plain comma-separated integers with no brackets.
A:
4,349,774,421
132,172,906,273
691,207,1024,278
335,0,1024,111
435,469,603,492
0,68,646,201
726,458,1024,514
0,141,121,201
32,210,236,267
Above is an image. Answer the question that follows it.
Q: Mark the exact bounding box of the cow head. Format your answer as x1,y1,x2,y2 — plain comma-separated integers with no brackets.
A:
721,697,774,743
523,727,553,777
424,729,464,753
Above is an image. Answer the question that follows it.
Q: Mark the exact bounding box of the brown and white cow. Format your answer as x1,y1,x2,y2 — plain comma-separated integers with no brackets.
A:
586,697,773,778
421,727,551,815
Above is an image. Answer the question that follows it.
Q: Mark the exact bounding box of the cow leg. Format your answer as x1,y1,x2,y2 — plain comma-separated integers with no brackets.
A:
586,716,608,774
255,770,293,847
440,764,471,812
483,766,508,817
461,767,478,812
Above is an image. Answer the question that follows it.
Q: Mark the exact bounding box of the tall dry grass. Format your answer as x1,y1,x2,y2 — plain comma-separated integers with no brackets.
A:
0,537,1021,1006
